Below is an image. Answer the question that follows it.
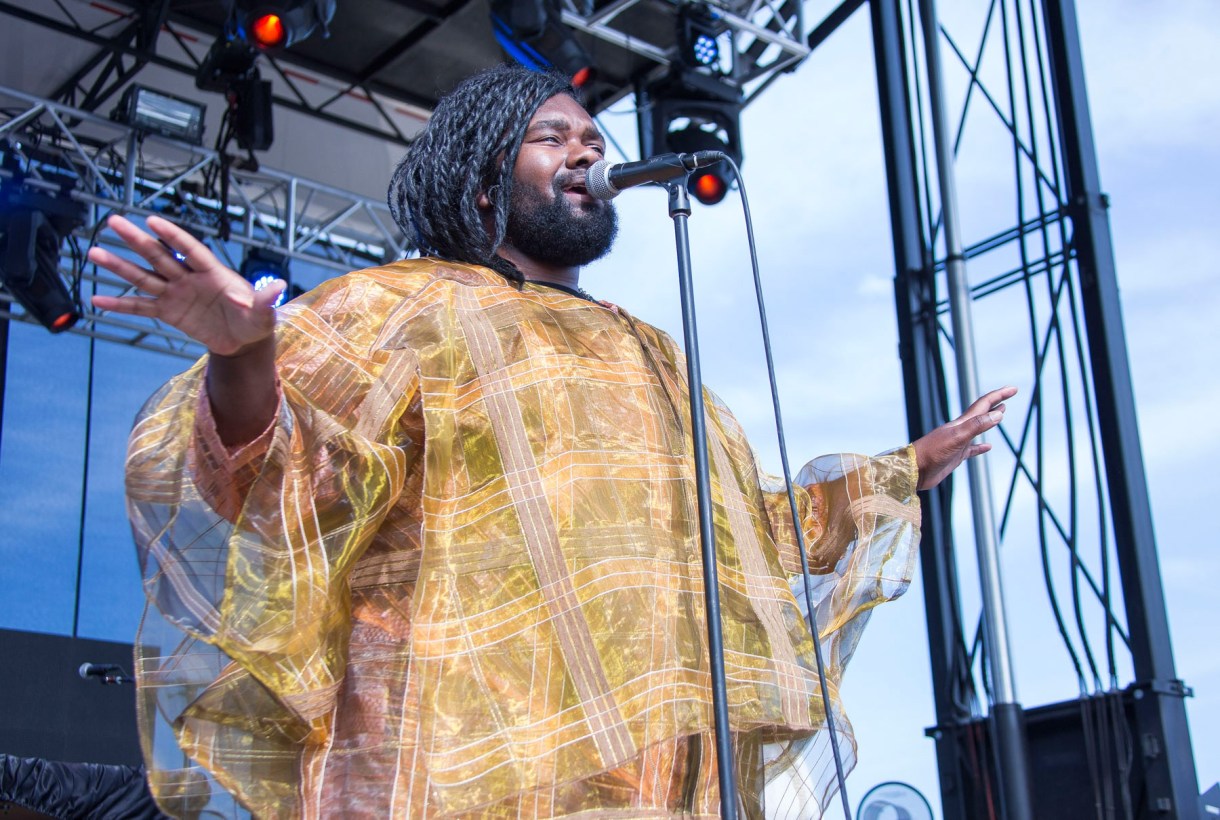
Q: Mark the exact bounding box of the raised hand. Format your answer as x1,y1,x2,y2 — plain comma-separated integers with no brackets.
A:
913,386,1018,491
88,214,284,356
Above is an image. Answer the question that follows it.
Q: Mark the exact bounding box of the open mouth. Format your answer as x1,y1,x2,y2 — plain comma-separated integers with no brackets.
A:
563,180,590,198
557,172,592,199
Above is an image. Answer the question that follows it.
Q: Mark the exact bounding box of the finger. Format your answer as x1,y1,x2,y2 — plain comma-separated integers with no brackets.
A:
102,215,190,278
971,385,1019,412
146,215,220,273
88,246,170,293
90,293,163,318
970,408,1006,436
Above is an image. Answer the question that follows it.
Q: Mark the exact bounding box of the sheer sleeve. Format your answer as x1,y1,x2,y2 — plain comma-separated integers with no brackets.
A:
702,383,921,657
753,446,920,814
185,380,282,522
124,272,425,817
773,447,920,663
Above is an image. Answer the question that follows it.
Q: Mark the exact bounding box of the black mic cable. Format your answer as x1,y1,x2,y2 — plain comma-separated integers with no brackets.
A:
586,147,856,817
715,155,856,820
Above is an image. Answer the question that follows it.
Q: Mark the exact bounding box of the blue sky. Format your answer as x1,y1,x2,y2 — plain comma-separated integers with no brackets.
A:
0,0,1215,815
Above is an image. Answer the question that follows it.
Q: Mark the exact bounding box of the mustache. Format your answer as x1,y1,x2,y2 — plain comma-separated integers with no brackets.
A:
553,169,588,194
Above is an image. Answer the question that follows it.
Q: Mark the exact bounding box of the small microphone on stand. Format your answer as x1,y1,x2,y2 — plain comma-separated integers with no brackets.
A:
586,151,726,200
79,662,130,685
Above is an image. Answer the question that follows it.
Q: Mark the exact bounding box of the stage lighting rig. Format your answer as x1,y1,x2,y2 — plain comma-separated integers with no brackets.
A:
196,36,275,152
0,189,86,334
112,86,207,145
677,3,730,76
491,0,596,88
235,0,337,52
240,247,296,308
196,1,335,152
196,37,260,93
639,69,742,206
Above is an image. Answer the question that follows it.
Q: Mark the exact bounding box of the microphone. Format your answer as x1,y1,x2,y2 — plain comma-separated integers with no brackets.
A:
585,151,726,200
79,663,130,684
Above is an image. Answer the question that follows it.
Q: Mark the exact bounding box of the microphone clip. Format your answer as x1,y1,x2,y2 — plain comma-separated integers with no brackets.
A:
79,662,131,685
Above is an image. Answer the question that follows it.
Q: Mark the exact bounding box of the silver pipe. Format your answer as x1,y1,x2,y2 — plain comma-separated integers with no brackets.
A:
123,132,138,211
919,0,1018,704
714,8,810,58
919,6,1035,815
287,177,298,253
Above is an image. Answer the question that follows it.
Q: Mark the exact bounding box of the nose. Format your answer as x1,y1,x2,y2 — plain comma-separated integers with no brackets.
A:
568,139,600,169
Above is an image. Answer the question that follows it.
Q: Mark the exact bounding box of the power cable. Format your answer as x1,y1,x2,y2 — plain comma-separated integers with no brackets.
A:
721,154,854,820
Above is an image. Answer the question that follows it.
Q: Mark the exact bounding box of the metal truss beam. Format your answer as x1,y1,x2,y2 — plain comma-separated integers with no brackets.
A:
0,2,425,147
0,86,409,361
50,0,171,112
2,0,822,142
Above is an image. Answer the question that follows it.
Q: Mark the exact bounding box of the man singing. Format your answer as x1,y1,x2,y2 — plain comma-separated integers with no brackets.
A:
90,65,1012,818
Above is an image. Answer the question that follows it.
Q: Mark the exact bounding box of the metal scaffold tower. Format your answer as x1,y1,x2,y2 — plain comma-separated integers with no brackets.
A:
870,0,1201,817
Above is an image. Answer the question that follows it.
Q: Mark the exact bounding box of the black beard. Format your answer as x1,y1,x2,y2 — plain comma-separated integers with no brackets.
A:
503,173,618,268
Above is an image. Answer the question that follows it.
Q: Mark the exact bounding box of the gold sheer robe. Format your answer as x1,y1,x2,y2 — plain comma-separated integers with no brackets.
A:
125,259,920,818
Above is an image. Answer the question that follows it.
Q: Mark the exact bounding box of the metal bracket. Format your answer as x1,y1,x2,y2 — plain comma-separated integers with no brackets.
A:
1128,678,1195,700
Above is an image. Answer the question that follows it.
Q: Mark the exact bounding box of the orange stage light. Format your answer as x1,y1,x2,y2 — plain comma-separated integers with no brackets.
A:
251,14,287,49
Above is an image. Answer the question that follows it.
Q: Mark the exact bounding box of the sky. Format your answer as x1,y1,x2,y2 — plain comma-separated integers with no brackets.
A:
0,0,1217,816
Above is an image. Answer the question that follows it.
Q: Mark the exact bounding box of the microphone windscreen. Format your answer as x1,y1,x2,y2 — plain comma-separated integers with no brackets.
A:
585,160,618,200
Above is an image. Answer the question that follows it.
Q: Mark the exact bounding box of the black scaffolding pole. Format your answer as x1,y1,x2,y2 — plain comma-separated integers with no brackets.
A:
1042,1,1200,815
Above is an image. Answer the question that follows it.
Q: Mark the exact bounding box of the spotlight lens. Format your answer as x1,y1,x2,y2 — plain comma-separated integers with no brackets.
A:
571,66,593,87
694,34,718,65
252,14,286,49
252,272,287,308
691,171,728,205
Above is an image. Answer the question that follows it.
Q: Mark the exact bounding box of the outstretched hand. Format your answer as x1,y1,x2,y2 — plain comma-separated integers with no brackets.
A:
88,215,285,356
913,386,1017,491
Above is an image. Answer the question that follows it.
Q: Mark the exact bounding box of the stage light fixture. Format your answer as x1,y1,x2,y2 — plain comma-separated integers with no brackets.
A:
0,193,86,334
195,37,274,152
196,37,260,92
691,165,727,204
112,85,207,145
491,0,596,88
240,247,292,307
250,12,287,49
235,0,337,52
666,122,732,205
231,77,275,151
678,4,729,74
640,69,742,206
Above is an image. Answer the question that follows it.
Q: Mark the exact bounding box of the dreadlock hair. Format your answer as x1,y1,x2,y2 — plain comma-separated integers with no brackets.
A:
388,65,580,285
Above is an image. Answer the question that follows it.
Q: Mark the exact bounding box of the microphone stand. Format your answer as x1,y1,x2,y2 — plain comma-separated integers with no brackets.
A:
664,178,738,819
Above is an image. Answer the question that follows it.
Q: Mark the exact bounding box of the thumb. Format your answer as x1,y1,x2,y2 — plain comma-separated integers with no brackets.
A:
251,278,288,311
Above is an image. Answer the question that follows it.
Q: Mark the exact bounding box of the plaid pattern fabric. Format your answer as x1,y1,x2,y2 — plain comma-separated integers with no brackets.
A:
125,259,920,818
